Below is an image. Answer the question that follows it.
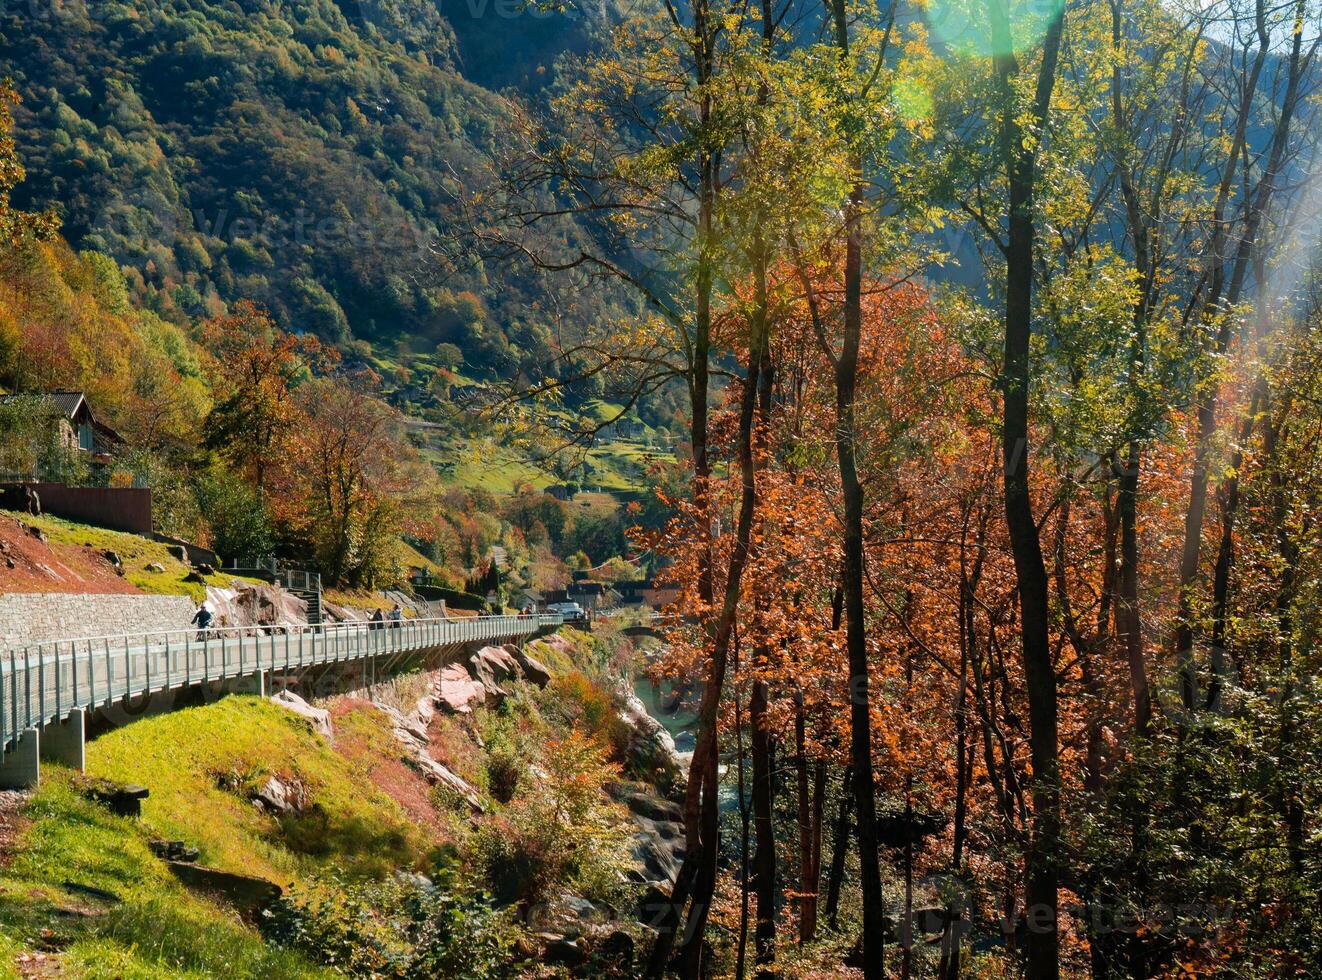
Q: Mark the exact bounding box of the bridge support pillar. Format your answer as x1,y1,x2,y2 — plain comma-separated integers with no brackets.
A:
0,727,40,789
41,709,86,774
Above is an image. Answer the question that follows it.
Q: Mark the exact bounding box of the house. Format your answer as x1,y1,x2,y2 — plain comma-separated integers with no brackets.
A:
0,390,121,462
616,578,680,611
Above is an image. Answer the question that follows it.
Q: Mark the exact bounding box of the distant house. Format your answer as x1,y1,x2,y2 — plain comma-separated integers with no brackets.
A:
0,390,122,462
616,578,680,611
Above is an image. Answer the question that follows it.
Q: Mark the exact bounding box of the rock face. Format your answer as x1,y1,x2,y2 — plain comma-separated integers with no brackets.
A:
618,686,685,788
205,582,307,628
609,783,686,886
375,703,486,814
269,690,333,738
435,663,488,714
468,645,524,696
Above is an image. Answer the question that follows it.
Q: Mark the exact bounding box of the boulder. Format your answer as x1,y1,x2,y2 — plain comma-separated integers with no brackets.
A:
512,647,552,687
436,663,488,714
102,549,121,569
468,645,523,695
252,775,305,815
599,931,635,972
145,562,166,573
270,690,333,738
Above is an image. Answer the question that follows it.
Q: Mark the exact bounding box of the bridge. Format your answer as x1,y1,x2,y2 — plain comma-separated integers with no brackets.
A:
0,613,561,789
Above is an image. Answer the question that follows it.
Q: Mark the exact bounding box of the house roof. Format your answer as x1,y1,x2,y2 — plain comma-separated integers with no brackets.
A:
0,391,122,446
0,389,87,419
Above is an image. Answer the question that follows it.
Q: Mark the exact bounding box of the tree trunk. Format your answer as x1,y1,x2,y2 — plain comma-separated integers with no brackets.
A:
751,674,776,976
824,768,852,931
987,0,1066,975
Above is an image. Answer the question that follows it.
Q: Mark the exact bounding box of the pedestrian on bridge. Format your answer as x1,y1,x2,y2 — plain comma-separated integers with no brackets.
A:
369,609,384,631
192,603,213,637
388,604,403,627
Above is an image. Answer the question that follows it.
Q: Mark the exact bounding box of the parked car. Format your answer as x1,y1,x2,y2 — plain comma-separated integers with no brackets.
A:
547,601,585,620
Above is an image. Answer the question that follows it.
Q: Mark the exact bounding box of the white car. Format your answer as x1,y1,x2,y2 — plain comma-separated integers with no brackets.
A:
548,601,585,619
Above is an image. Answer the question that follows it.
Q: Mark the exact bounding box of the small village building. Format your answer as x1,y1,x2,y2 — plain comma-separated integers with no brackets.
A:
0,390,121,464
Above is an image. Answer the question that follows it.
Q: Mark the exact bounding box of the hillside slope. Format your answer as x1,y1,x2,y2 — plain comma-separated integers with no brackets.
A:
0,0,631,379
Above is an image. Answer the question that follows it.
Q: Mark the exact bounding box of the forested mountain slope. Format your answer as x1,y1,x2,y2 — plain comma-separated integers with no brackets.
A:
0,0,630,378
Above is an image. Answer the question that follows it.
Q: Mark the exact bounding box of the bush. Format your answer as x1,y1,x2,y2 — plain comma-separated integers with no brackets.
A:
475,730,633,909
196,467,274,564
546,671,632,764
263,867,520,979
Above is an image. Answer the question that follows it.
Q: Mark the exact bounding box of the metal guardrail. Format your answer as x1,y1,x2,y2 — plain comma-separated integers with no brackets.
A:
1,613,562,754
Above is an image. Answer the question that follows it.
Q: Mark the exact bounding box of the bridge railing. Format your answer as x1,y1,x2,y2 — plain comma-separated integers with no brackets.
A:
1,613,562,754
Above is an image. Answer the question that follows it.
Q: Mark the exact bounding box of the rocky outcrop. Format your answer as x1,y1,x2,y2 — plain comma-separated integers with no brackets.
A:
270,690,333,738
511,646,552,687
618,686,685,788
374,703,486,814
608,782,686,886
435,663,489,714
468,645,523,695
204,582,307,629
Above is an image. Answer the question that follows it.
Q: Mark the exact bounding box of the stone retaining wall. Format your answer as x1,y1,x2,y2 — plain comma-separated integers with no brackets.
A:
0,593,196,647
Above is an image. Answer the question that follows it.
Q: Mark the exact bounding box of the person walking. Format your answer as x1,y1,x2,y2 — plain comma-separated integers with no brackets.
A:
388,604,403,628
369,608,384,631
191,603,213,638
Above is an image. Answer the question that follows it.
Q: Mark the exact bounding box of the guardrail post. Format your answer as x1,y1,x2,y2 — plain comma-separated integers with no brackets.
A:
54,642,61,720
104,639,111,708
37,645,45,729
1,653,7,754
86,640,94,709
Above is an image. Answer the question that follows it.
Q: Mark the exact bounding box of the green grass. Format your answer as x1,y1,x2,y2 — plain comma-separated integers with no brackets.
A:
3,511,264,601
0,696,440,977
0,777,330,978
84,697,430,883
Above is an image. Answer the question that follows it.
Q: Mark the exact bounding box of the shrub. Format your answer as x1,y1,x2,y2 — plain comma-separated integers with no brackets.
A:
263,868,520,979
546,671,632,764
475,730,633,908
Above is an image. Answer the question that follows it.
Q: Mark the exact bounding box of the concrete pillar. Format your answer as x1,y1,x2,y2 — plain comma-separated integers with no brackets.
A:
0,728,40,789
41,709,86,773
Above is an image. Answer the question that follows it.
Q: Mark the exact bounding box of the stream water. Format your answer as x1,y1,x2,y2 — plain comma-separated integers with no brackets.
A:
630,672,743,814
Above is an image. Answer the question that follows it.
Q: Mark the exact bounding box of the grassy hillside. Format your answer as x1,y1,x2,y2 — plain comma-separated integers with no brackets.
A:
0,629,650,977
0,510,264,601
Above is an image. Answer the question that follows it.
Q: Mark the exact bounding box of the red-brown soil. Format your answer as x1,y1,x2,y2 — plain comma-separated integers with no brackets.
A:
0,514,140,595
